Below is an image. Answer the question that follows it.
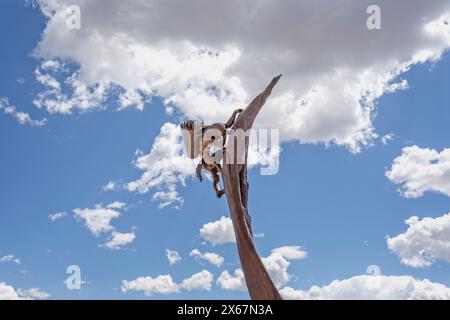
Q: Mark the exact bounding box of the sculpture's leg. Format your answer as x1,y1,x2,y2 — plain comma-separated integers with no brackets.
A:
212,170,225,198
196,161,203,182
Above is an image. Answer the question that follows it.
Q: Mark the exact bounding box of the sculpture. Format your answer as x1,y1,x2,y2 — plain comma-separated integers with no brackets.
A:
181,108,243,198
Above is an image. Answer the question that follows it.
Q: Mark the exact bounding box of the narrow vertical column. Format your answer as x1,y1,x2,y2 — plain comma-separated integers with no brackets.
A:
222,75,282,300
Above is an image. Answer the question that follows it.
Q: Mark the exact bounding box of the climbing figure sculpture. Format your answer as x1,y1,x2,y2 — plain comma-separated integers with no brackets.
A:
181,108,243,198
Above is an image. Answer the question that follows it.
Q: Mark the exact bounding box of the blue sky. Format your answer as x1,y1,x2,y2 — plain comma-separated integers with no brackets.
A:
1,1,450,300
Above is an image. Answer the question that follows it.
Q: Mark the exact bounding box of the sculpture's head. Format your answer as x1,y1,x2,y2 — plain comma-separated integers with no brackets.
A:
180,120,203,159
180,120,202,131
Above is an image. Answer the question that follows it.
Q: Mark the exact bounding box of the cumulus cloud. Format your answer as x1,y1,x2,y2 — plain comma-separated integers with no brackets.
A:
126,123,195,209
106,201,127,210
48,211,67,221
73,202,134,249
0,282,49,300
103,230,136,250
34,0,450,152
271,246,307,260
190,249,225,267
73,204,121,236
16,288,51,300
180,270,214,291
165,249,182,266
0,97,46,126
30,1,450,207
32,60,107,114
0,255,21,265
0,283,21,300
387,213,450,268
152,187,185,209
381,133,395,145
216,269,246,291
121,270,213,295
121,275,179,296
102,181,119,191
280,275,450,300
386,146,450,198
199,216,235,245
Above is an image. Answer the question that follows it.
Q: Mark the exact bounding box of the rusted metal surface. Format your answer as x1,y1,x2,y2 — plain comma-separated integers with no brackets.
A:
222,75,282,300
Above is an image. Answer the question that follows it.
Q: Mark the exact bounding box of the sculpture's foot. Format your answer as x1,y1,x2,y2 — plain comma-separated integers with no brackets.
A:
216,190,225,198
196,163,203,182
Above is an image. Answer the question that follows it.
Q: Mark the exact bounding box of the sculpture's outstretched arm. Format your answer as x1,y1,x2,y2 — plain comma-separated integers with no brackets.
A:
224,108,244,128
233,74,282,132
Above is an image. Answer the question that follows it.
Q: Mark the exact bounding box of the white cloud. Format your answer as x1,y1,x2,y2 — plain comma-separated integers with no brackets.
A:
0,282,49,300
190,249,225,267
73,203,134,249
102,181,119,191
381,133,395,145
180,270,214,291
386,146,450,198
73,204,121,236
32,60,107,114
30,1,450,208
271,246,307,260
247,141,281,175
280,275,450,300
16,288,51,300
40,59,62,70
387,213,450,268
199,216,235,245
34,0,450,153
152,187,185,209
126,123,195,208
0,97,46,126
165,249,181,266
121,275,180,296
216,269,246,291
103,230,136,250
121,270,213,295
217,246,305,290
48,211,67,221
0,255,21,265
106,201,127,210
0,282,20,300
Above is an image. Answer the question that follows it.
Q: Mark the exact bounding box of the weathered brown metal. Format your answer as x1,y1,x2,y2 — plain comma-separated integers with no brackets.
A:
222,75,282,300
181,75,282,299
